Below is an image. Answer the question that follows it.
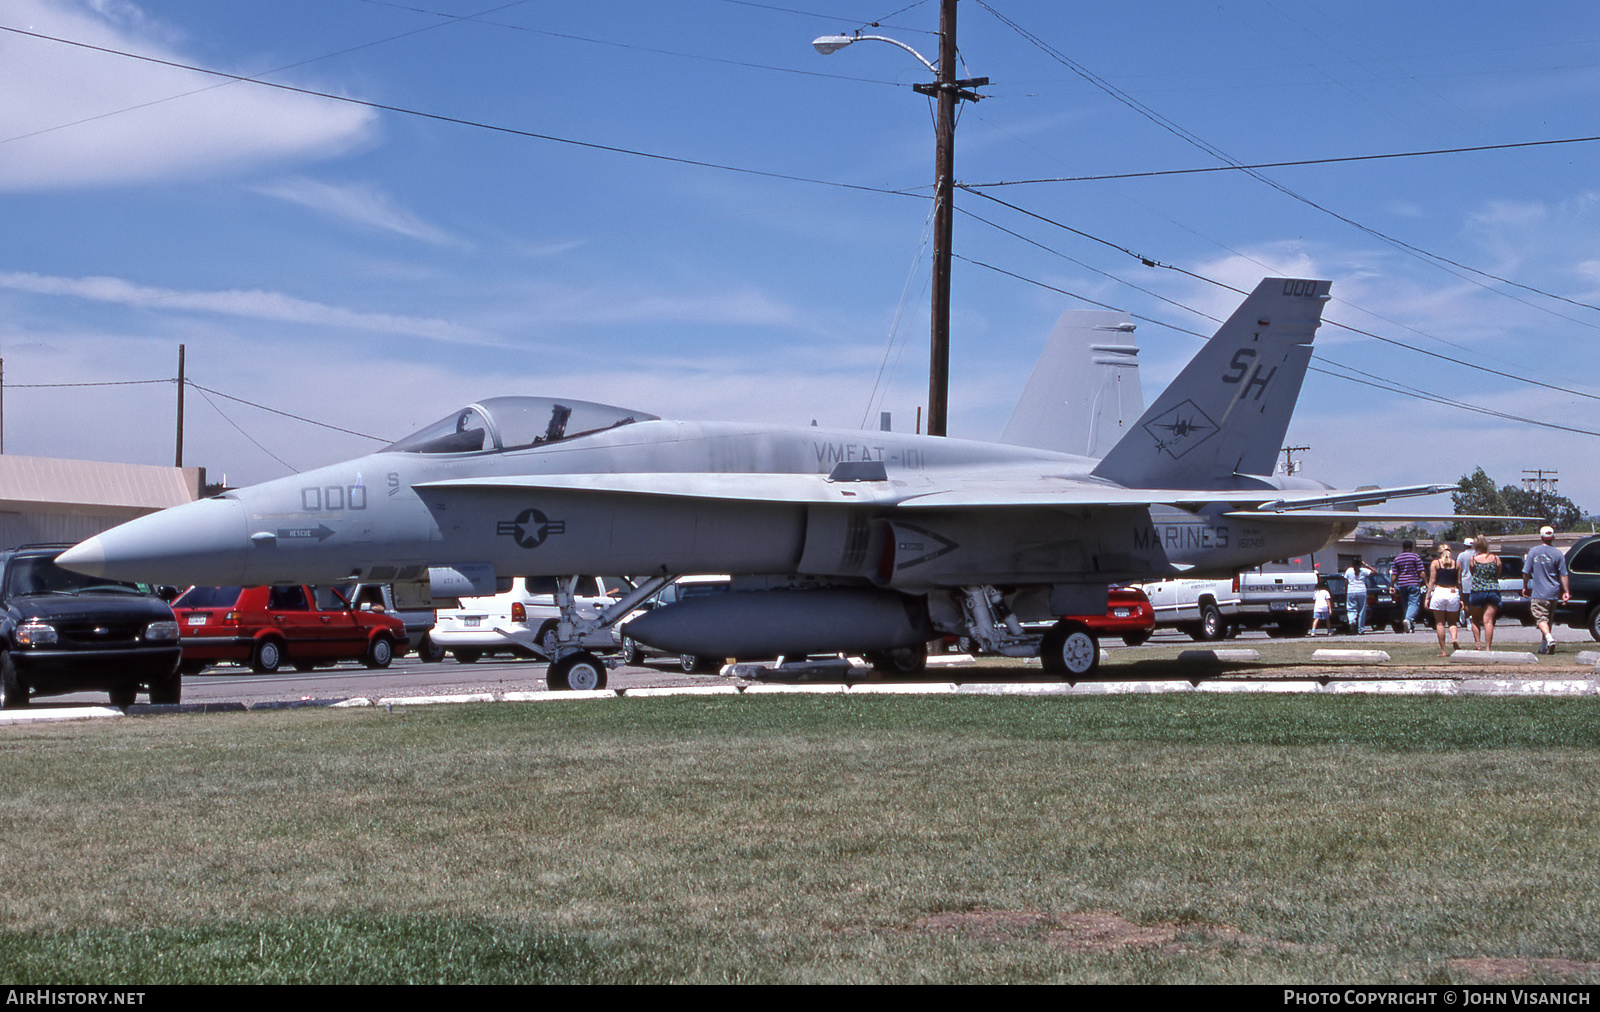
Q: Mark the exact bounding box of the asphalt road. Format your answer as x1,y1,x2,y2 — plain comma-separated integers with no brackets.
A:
14,619,1596,711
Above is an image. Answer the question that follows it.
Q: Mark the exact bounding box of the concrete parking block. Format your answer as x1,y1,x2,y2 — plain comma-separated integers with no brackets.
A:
1324,679,1458,695
622,685,741,698
330,697,374,707
1461,678,1600,696
1062,680,1199,695
246,699,348,710
1576,651,1600,666
0,706,122,724
130,701,247,713
955,682,1079,695
505,689,615,702
847,681,958,694
1451,650,1539,664
740,682,849,694
1178,649,1262,664
1312,649,1392,663
925,654,977,667
1195,680,1323,693
377,693,497,707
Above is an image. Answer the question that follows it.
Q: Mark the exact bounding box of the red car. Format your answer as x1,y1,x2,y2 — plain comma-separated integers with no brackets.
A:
1076,586,1156,646
172,585,407,674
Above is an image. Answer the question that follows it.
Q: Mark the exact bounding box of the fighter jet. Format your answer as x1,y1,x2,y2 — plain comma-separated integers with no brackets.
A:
59,278,1467,690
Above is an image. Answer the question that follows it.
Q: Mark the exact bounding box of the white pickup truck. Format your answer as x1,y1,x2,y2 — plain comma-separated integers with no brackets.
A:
1135,571,1319,641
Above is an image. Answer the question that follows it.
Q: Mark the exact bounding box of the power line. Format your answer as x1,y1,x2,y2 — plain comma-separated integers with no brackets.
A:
0,24,924,200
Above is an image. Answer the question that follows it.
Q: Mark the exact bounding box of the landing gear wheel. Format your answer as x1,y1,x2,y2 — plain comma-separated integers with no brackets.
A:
866,641,928,676
453,649,481,664
364,635,394,669
1040,620,1099,678
549,651,607,691
148,665,182,705
251,638,284,674
0,651,29,709
539,624,559,660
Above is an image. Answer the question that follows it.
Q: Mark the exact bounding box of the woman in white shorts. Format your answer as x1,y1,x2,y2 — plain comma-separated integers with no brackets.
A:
1426,544,1462,656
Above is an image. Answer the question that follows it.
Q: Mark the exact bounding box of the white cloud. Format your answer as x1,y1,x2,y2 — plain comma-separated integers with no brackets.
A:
0,270,484,343
254,177,466,247
0,0,374,190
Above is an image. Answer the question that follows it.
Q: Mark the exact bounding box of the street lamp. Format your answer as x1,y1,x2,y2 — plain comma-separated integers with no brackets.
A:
812,0,986,437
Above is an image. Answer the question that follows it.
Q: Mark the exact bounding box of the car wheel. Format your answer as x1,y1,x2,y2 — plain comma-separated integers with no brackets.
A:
0,651,29,709
148,665,182,705
1040,620,1099,678
867,642,928,676
178,659,208,676
1121,631,1151,647
251,638,284,674
1198,603,1226,641
453,649,481,664
292,661,318,673
549,651,607,691
1588,605,1600,643
418,634,446,663
679,653,705,674
619,636,644,666
108,685,137,708
364,635,394,669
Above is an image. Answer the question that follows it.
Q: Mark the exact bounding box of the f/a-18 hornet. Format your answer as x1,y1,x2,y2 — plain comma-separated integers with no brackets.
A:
60,278,1480,689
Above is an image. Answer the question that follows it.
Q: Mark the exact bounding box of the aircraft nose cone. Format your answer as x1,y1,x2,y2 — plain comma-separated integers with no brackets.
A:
57,496,250,587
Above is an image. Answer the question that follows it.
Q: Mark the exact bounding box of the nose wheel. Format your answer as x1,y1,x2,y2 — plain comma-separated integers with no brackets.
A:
1039,620,1099,678
548,650,607,692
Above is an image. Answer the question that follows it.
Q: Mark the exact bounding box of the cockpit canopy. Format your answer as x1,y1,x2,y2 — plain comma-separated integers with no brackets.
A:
384,396,658,455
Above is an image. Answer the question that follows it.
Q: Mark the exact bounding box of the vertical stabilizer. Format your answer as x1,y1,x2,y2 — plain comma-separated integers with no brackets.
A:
1001,311,1141,457
1091,278,1328,488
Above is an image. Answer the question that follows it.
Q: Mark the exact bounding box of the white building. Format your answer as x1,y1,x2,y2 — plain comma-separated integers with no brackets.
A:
0,454,203,548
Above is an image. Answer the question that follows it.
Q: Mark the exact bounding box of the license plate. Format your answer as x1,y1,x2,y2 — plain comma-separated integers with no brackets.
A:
463,617,482,628
186,615,207,626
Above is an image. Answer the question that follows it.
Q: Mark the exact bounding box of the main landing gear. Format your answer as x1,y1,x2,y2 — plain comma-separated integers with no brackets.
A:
541,574,675,692
955,586,1101,679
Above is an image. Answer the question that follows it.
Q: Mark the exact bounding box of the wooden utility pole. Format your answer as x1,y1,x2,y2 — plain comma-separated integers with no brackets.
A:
911,0,986,437
175,344,185,467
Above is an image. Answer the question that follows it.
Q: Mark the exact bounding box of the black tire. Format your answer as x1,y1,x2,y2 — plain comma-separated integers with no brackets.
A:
1391,621,1407,634
1197,602,1226,642
453,649,482,664
251,637,284,674
0,651,29,709
1040,620,1099,677
364,635,394,669
1588,605,1600,643
418,633,446,663
148,665,182,705
292,661,318,673
108,685,137,708
867,641,928,676
178,659,208,676
679,654,715,674
1121,631,1151,647
549,651,607,692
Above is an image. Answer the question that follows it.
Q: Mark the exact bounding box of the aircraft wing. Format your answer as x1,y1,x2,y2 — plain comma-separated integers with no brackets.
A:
418,474,1471,514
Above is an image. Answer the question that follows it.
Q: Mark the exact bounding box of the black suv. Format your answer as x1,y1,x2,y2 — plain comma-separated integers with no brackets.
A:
1553,535,1600,641
0,545,182,708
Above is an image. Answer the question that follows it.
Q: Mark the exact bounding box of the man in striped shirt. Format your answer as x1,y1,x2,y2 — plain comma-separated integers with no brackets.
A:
1391,540,1427,634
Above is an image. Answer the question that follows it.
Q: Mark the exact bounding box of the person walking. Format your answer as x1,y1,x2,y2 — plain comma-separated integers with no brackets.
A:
1391,540,1426,633
1466,536,1503,651
1456,541,1478,642
1344,557,1371,634
1523,525,1571,655
1426,544,1462,656
1311,579,1334,636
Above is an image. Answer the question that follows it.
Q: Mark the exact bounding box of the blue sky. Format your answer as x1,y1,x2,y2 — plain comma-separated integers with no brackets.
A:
3,0,1598,517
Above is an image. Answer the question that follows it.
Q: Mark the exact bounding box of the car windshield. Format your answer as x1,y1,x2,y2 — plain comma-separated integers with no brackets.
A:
6,555,149,598
384,397,658,454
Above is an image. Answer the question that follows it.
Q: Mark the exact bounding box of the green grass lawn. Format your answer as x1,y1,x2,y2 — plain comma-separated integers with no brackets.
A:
3,694,1599,983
